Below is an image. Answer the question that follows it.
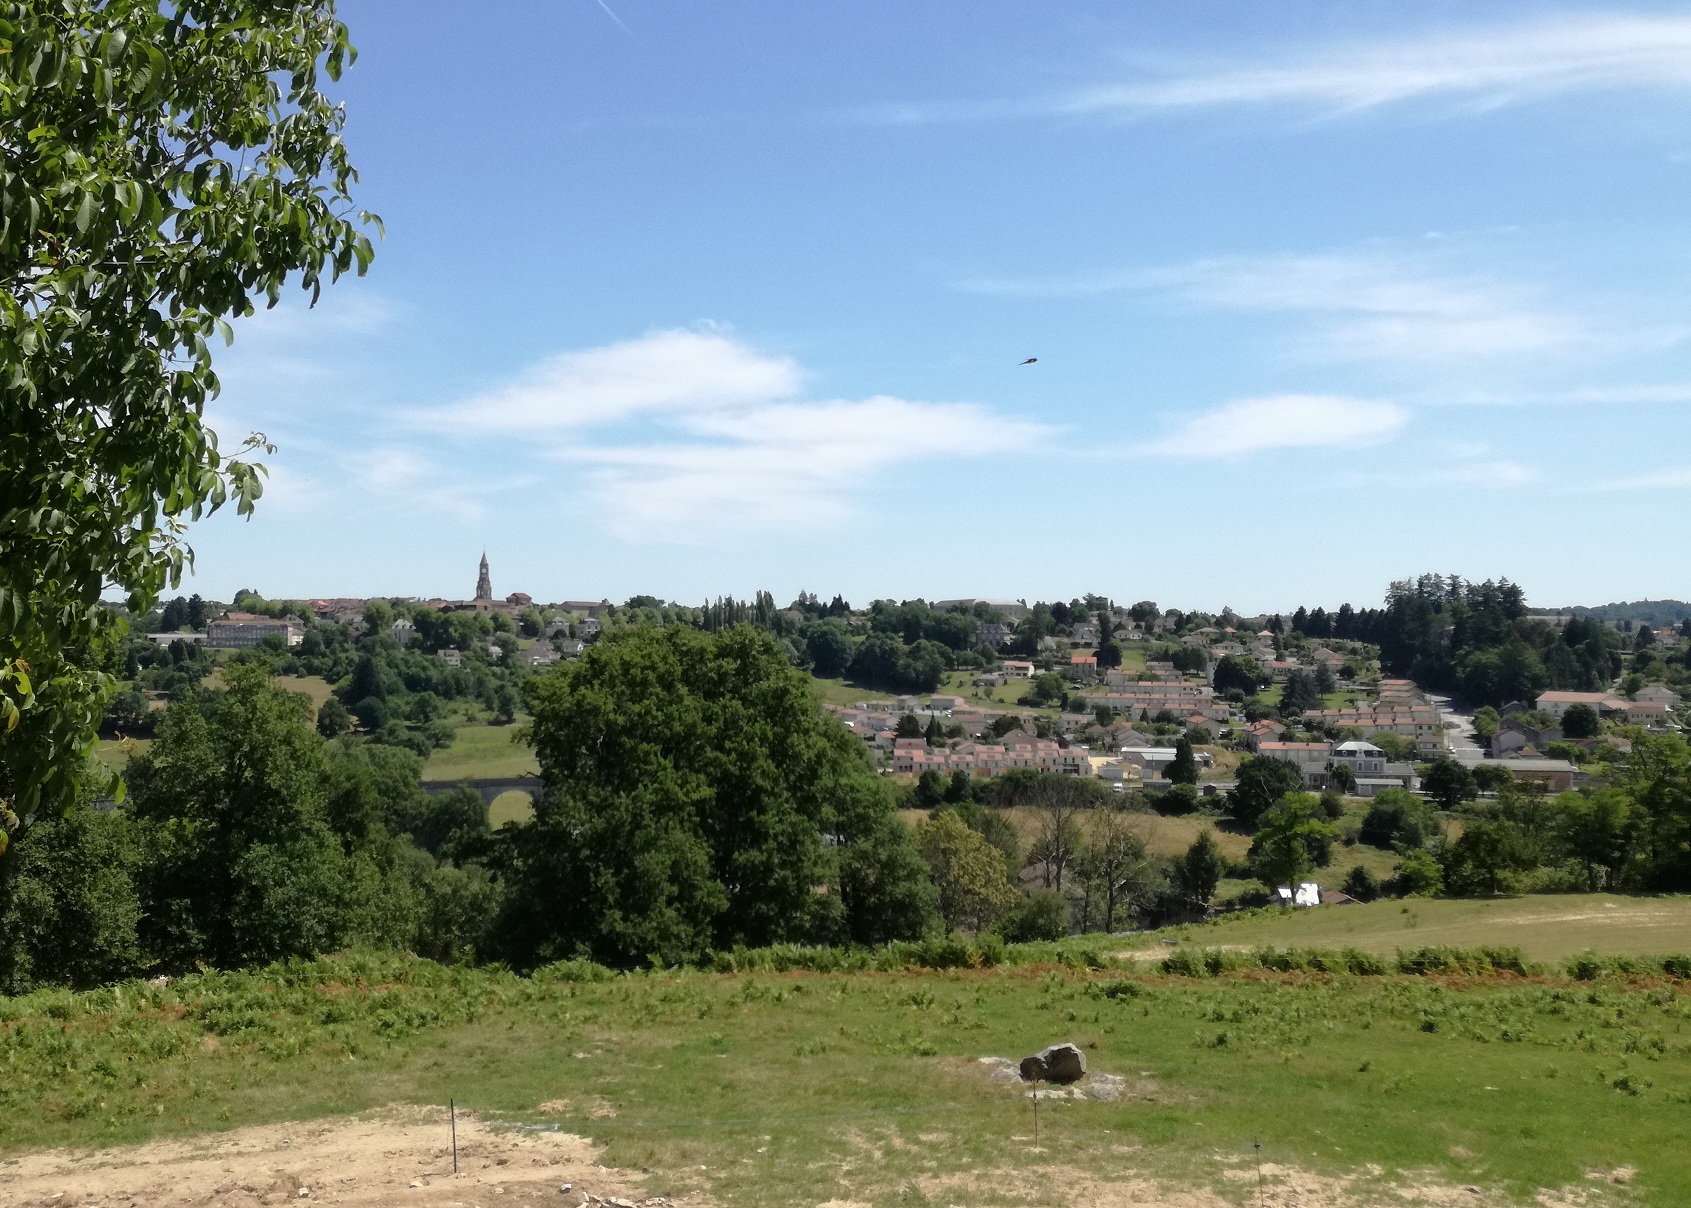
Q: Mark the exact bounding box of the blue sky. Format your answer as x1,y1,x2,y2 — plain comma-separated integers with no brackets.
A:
189,1,1691,613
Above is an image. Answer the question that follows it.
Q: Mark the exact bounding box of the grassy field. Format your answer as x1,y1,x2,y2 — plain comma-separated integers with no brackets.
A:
422,721,539,781
4,950,1691,1205
896,806,1408,898
808,677,899,708
1131,894,1691,964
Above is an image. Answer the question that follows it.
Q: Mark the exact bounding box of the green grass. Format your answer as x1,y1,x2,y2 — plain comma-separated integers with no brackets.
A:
94,736,153,769
808,677,899,708
489,790,537,826
1130,894,1691,964
422,720,538,781
6,951,1691,1205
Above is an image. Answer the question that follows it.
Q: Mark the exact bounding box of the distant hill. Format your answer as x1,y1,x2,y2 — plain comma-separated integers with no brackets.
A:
1541,600,1691,626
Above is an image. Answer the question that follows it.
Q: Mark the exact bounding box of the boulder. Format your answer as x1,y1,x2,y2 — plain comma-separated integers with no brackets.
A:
1018,1042,1086,1084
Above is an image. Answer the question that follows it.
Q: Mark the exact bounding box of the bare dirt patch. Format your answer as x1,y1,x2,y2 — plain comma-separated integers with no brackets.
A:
0,1106,684,1208
905,1159,1630,1208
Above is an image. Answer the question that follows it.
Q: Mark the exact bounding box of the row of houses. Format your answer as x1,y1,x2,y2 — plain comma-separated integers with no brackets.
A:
1249,738,1423,797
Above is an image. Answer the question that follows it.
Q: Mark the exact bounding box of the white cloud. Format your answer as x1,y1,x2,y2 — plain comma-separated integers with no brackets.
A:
1152,394,1407,458
1068,14,1691,115
563,396,1045,541
425,329,802,431
425,332,1048,540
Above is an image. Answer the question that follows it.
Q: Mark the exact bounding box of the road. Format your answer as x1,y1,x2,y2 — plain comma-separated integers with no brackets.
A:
1428,692,1484,759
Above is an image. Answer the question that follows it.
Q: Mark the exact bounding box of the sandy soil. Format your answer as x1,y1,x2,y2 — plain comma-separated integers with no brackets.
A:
0,1107,1633,1208
0,1107,676,1208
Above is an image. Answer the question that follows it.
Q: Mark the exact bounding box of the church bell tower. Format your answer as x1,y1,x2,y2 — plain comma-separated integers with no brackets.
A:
475,552,493,602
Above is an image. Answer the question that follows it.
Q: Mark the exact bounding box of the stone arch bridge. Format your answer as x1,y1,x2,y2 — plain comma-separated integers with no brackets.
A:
420,776,546,808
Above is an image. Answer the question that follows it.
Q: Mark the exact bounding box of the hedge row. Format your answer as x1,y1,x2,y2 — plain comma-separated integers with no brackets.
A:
705,937,1111,974
1563,951,1691,980
1158,944,1533,977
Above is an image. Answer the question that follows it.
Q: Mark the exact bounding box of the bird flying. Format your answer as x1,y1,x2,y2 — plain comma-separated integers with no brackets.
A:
1018,357,1037,365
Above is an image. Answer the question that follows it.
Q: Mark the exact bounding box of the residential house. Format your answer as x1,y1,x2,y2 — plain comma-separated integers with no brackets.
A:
1330,740,1387,777
928,695,964,713
1001,660,1036,679
576,617,603,638
1635,684,1682,711
557,638,586,658
977,622,1011,649
1242,719,1282,750
1067,654,1098,679
436,648,462,668
311,598,367,623
1493,716,1560,757
390,617,416,646
1069,623,1100,645
520,645,559,668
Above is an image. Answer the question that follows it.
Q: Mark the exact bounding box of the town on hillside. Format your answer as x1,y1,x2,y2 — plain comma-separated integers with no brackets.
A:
129,564,1689,821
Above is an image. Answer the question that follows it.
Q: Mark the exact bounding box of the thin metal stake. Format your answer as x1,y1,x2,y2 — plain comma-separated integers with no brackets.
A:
1032,1078,1039,1148
451,1098,459,1175
1254,1138,1264,1207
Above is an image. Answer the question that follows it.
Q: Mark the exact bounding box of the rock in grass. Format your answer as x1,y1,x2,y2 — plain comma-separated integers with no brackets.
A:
1018,1042,1086,1084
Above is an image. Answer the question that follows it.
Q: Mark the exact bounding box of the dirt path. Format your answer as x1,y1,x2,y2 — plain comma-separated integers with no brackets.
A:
0,1107,678,1208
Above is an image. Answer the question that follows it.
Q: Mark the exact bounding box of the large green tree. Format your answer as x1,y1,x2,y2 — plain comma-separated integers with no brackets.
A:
0,1,375,862
918,810,1016,933
1226,755,1305,830
127,665,417,970
502,626,933,967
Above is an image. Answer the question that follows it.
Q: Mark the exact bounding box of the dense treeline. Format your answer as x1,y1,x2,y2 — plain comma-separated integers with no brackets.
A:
1284,574,1664,706
0,628,938,991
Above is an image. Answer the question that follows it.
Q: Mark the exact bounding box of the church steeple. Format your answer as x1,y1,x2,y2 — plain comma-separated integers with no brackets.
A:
475,552,493,601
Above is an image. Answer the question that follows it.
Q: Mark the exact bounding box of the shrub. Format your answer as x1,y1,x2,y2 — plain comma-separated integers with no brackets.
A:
995,889,1070,942
1341,865,1381,902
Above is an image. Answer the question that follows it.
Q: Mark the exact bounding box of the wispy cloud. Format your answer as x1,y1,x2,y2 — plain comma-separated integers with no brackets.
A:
1587,465,1691,492
969,253,1605,363
1337,457,1538,490
871,13,1691,125
1432,383,1691,407
1152,394,1407,458
422,330,1047,540
1155,255,1598,362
